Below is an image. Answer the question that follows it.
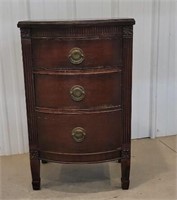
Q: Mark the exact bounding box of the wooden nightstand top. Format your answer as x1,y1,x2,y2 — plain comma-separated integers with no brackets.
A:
17,18,135,28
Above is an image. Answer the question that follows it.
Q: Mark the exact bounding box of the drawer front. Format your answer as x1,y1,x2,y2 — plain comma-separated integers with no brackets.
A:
37,110,122,153
35,70,121,109
32,38,123,69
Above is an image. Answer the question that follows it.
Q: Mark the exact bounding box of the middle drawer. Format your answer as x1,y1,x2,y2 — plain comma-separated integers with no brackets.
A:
34,69,121,109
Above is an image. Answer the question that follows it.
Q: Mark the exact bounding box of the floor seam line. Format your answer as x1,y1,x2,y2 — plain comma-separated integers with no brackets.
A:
159,140,177,153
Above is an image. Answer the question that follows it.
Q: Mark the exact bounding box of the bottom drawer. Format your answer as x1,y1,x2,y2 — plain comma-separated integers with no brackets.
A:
37,110,122,155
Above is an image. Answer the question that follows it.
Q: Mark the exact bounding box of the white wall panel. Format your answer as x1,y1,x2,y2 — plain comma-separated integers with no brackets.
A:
155,0,177,137
0,0,29,155
118,0,153,138
76,0,111,19
0,0,176,155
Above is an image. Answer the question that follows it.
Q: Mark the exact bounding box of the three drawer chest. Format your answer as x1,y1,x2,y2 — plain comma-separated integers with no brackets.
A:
18,19,135,190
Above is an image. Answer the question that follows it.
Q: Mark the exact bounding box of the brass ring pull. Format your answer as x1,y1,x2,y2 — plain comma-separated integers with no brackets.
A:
68,47,85,65
72,127,86,143
70,85,85,102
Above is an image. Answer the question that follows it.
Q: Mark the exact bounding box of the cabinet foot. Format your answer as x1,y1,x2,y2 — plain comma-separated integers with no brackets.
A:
32,180,41,190
121,148,130,190
121,179,129,190
30,150,41,190
121,159,130,189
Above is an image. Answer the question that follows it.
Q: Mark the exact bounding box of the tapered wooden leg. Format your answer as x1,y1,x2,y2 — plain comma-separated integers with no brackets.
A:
30,150,41,190
121,149,130,190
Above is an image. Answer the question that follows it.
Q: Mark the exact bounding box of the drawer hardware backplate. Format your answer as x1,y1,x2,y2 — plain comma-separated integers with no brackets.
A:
72,127,86,142
70,85,85,101
68,47,85,65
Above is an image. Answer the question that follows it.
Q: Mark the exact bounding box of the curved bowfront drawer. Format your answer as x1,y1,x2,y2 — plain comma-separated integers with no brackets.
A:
37,110,122,154
32,38,123,69
34,69,122,110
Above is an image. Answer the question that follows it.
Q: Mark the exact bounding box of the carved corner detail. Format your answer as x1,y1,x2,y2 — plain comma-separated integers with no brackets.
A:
121,149,130,159
123,26,133,38
21,28,31,38
30,150,39,160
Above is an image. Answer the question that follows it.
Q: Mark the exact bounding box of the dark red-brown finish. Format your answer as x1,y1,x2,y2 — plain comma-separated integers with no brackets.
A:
17,19,135,190
32,38,123,69
37,110,122,153
34,69,122,109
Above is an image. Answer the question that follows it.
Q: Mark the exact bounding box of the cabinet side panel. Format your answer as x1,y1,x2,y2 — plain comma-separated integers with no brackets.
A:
20,29,38,149
122,26,133,152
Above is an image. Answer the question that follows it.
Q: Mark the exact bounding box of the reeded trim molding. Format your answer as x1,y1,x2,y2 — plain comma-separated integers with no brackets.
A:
31,26,122,38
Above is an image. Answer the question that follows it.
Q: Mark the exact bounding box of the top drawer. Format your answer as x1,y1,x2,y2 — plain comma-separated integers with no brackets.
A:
32,38,123,70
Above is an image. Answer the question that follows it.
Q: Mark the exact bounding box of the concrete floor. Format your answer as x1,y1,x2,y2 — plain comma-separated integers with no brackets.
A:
0,136,176,200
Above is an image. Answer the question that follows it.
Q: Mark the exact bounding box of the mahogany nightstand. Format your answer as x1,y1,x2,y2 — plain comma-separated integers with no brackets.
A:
18,19,135,190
